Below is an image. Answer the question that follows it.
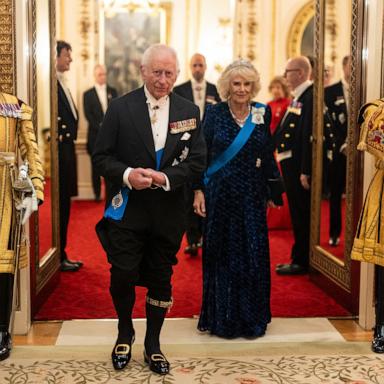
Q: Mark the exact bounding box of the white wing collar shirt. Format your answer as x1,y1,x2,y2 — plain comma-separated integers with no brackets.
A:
123,85,171,191
191,78,207,119
95,83,108,114
291,79,313,101
57,71,78,120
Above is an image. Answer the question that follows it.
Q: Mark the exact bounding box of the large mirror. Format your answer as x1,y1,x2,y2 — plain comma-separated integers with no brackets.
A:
310,0,365,313
319,0,352,260
29,0,60,312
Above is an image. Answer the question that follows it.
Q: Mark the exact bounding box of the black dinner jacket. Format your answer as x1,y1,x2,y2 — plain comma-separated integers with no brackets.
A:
58,81,78,142
173,80,221,113
92,87,207,206
273,84,313,176
83,85,118,154
324,81,348,149
57,81,79,196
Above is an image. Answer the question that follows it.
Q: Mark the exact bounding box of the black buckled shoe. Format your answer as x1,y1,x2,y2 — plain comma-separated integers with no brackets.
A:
60,259,80,272
111,333,135,370
276,263,308,275
0,331,12,361
372,325,384,353
144,350,170,375
328,237,340,247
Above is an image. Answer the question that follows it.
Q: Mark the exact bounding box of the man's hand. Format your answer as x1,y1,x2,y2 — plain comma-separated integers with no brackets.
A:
300,174,311,190
146,169,166,186
193,190,206,217
128,168,153,190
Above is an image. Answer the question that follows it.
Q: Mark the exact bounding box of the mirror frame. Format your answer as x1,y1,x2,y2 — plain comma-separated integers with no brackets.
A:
29,0,60,311
310,0,365,297
287,0,315,58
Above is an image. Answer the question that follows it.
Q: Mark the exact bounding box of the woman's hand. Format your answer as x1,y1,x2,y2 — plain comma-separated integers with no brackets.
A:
193,190,206,217
267,200,277,208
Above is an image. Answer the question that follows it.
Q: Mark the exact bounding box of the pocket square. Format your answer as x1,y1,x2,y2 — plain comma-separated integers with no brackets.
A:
181,132,191,141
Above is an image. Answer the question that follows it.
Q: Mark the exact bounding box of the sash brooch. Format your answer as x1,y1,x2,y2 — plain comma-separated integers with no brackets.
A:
251,106,265,124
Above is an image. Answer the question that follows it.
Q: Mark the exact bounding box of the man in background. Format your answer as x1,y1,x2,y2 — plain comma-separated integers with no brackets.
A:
174,53,220,256
324,55,351,246
274,56,313,275
83,64,118,201
56,40,83,272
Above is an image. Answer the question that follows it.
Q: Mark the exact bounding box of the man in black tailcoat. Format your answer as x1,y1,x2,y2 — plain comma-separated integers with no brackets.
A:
173,53,220,256
56,40,83,271
93,44,206,375
83,64,117,201
324,55,351,246
274,56,313,275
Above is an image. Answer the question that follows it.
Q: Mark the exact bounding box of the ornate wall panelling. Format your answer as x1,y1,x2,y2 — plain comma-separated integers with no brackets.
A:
0,0,16,93
234,0,259,65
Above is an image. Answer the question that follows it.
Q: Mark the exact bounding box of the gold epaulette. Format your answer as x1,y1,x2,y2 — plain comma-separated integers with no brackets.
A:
20,102,33,121
0,92,18,104
357,99,384,160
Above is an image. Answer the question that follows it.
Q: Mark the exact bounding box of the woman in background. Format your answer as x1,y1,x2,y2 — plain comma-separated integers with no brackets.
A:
193,60,282,338
267,76,291,134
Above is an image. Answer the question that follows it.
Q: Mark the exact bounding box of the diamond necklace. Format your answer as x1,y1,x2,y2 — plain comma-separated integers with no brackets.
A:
228,102,251,125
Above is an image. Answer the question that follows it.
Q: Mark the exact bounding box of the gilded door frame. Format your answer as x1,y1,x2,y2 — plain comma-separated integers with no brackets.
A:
28,0,61,314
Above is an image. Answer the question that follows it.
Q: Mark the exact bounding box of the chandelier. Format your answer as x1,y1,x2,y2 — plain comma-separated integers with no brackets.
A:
102,0,161,16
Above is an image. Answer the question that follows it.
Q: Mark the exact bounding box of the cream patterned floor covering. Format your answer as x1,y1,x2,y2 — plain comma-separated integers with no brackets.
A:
1,343,383,384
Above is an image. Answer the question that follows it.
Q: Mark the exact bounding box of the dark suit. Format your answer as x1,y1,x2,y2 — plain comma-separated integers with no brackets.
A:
58,81,78,262
83,85,118,199
173,80,220,247
324,81,348,238
273,84,313,267
93,87,206,335
173,80,221,117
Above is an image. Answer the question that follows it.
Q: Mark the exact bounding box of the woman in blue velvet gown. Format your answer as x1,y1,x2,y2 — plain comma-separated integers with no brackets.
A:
193,60,282,338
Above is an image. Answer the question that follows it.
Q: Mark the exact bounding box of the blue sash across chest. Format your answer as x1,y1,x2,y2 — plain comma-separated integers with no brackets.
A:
204,112,256,186
104,149,164,221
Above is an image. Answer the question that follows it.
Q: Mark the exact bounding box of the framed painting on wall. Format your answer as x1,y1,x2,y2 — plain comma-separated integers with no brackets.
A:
102,3,172,95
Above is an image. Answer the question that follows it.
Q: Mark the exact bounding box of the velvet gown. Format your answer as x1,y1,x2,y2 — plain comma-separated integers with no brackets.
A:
198,102,281,338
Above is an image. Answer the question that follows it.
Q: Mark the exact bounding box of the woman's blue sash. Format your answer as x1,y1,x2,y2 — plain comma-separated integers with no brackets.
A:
204,113,256,185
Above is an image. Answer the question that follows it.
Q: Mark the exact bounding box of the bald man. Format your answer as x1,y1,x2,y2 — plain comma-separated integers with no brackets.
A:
174,54,221,120
174,53,220,256
273,56,313,275
83,64,118,200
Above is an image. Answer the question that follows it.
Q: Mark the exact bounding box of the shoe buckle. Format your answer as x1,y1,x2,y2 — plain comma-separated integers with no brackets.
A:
114,344,130,355
150,353,167,362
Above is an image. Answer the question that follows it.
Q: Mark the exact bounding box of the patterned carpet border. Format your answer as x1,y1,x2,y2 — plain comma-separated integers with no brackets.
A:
1,344,384,383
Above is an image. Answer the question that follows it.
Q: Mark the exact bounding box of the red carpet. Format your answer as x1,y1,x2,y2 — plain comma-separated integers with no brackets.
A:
35,200,349,320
